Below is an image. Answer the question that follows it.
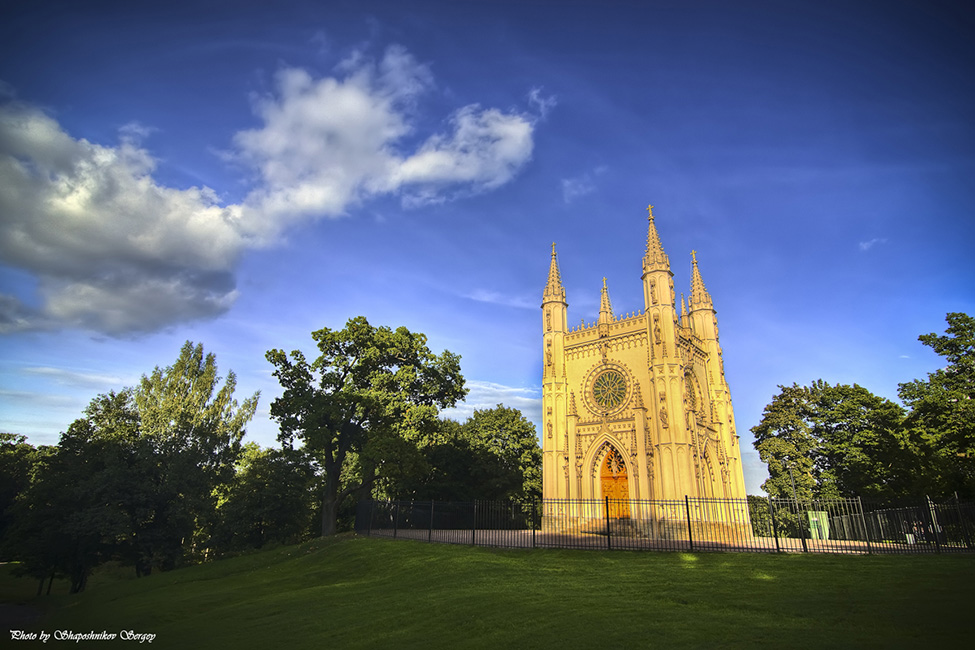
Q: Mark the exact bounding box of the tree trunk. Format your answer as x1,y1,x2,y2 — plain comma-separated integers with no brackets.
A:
320,473,341,537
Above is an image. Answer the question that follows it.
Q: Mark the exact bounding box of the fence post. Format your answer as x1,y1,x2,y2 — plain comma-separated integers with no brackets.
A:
472,501,477,546
685,496,694,552
605,497,612,550
768,495,780,553
857,497,872,555
796,498,808,553
531,499,537,549
927,496,941,554
428,500,434,543
956,494,974,549
366,500,374,537
393,501,400,539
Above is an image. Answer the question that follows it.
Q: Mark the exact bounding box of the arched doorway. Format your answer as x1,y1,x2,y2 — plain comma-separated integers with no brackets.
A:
600,446,630,519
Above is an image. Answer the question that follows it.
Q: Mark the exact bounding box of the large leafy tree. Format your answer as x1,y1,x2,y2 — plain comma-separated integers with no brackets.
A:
134,341,259,565
0,433,38,554
898,312,975,498
463,405,542,502
393,406,542,502
212,443,318,552
6,343,258,590
752,381,913,501
266,317,467,536
6,391,141,593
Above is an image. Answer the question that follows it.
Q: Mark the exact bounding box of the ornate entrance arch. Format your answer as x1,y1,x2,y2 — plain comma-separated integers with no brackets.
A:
600,446,630,518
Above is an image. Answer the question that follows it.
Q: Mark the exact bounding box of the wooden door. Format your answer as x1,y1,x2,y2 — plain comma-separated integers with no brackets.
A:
600,447,630,519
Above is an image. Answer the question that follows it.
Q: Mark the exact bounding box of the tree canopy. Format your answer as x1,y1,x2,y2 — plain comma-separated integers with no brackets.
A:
898,312,975,498
391,405,542,503
2,343,258,592
752,381,914,501
266,316,467,536
753,313,974,501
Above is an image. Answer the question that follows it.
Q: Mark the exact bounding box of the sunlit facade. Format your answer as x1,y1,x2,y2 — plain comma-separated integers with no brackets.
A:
541,206,748,505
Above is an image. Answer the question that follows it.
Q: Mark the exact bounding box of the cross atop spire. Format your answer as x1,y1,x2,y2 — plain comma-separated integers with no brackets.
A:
543,242,566,304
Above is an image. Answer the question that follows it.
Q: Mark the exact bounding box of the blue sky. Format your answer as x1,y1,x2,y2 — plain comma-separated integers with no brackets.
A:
2,0,973,495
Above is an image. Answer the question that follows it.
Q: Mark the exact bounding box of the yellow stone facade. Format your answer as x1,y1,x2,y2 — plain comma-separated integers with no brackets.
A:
541,206,748,504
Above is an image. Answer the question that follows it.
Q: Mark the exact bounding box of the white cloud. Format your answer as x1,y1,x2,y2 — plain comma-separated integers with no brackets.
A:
233,45,535,224
0,45,540,335
858,237,888,251
0,103,246,334
441,380,542,427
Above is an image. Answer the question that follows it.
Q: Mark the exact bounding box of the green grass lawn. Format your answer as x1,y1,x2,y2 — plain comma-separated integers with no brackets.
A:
4,536,973,649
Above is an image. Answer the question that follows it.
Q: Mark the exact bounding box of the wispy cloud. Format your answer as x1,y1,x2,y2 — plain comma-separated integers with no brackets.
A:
527,87,557,120
561,165,607,203
463,289,536,309
441,380,542,426
858,237,888,251
23,367,126,389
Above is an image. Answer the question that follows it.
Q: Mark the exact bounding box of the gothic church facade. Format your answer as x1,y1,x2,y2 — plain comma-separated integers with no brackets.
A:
541,206,748,505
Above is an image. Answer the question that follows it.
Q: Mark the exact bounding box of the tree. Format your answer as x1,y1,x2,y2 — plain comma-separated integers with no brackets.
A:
0,434,37,555
212,443,318,552
752,381,913,501
463,405,542,502
389,406,542,503
899,312,975,498
134,341,259,566
5,343,258,590
4,392,142,593
266,317,466,536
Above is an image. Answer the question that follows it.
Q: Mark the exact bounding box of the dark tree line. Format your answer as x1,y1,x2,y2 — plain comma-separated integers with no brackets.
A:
1,318,542,593
753,313,975,502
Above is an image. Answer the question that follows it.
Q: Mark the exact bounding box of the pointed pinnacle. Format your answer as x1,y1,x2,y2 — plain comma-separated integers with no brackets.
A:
599,277,614,324
690,250,713,310
543,242,566,304
643,204,670,273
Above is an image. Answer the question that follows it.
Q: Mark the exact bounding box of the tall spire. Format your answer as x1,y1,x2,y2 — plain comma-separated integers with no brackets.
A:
642,204,670,273
689,250,713,310
543,242,566,304
598,277,615,325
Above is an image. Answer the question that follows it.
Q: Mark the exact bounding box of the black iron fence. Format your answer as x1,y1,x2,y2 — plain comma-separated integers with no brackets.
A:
355,496,975,555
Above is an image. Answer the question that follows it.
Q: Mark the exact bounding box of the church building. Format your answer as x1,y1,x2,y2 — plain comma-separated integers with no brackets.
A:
541,206,748,507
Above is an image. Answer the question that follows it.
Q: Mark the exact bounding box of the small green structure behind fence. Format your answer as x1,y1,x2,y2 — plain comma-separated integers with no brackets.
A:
355,496,975,555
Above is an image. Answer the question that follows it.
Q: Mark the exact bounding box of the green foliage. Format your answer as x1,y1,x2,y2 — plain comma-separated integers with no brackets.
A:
752,381,914,501
898,312,975,498
0,434,39,556
389,406,542,503
266,316,467,536
754,313,974,501
212,443,318,551
31,537,975,649
3,343,258,592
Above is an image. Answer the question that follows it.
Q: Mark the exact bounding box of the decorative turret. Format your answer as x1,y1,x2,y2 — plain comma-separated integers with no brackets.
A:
543,242,566,305
598,278,614,324
642,205,670,274
641,205,674,311
689,250,713,311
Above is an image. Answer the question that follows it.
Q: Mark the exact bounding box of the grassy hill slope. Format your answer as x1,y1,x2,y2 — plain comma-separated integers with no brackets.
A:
10,535,975,648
